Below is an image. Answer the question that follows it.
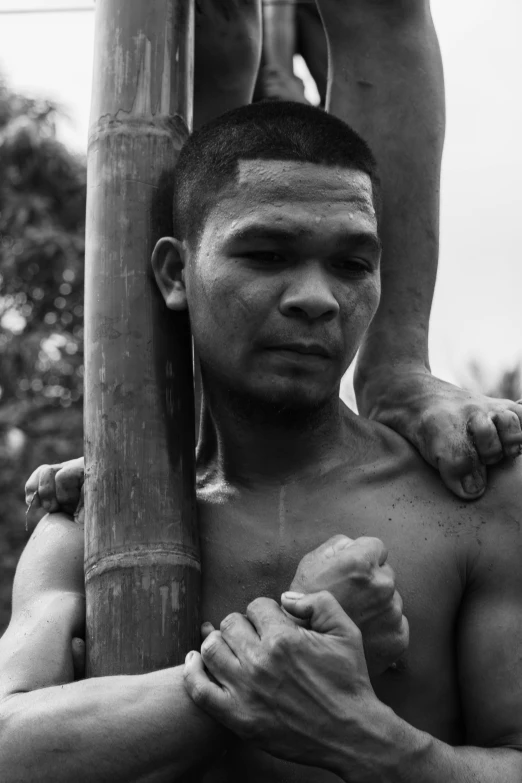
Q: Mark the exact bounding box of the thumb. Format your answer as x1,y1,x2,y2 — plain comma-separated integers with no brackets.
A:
281,590,354,636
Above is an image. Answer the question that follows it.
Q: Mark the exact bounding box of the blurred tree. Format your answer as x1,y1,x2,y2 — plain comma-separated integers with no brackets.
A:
0,78,86,634
0,78,85,408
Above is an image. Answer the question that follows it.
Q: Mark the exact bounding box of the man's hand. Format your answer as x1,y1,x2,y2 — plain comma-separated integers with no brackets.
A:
357,366,522,500
25,457,84,521
184,591,380,773
290,534,408,676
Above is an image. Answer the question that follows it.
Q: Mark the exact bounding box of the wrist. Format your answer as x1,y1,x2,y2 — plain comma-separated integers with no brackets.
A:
356,323,430,375
328,699,433,783
354,346,433,417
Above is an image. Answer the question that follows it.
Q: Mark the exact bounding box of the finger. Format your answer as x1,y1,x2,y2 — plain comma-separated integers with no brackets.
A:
281,590,356,637
25,486,41,515
183,650,230,718
467,412,503,465
352,536,388,567
219,612,260,659
246,597,295,636
436,447,486,500
201,621,215,642
38,464,63,512
200,630,240,685
492,410,522,459
55,458,85,509
317,534,356,557
25,466,44,506
25,464,61,510
71,637,86,680
383,615,410,670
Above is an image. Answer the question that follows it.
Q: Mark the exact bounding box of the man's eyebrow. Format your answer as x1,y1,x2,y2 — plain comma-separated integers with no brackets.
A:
226,225,382,254
226,225,308,244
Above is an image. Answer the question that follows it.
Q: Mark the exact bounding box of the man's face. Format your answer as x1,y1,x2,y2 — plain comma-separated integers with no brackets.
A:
184,160,381,410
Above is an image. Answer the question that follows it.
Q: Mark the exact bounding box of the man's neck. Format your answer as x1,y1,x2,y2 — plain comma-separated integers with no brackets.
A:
197,383,358,488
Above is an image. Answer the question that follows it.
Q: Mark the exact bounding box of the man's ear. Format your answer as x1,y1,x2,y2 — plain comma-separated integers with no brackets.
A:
151,236,188,311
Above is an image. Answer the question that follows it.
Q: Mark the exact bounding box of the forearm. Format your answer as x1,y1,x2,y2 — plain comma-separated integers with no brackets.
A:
331,703,522,783
0,666,227,783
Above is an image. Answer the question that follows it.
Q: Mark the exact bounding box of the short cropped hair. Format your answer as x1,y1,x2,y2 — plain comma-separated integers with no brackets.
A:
172,100,381,247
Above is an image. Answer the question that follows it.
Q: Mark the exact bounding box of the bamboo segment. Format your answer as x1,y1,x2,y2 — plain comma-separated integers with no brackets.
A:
84,0,198,677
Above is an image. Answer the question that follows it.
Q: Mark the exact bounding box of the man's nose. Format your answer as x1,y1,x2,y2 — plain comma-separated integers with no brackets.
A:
279,267,340,321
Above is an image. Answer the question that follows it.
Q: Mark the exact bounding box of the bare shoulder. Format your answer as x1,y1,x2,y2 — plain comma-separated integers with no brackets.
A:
11,511,85,617
348,411,521,553
481,456,522,515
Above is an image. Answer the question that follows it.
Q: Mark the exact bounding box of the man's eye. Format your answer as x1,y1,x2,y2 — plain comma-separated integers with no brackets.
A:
243,251,286,264
331,258,371,275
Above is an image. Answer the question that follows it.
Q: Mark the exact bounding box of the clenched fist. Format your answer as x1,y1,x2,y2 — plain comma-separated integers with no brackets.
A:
289,534,408,676
25,457,85,522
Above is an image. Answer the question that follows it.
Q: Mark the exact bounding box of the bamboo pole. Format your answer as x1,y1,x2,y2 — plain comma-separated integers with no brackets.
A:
84,0,199,677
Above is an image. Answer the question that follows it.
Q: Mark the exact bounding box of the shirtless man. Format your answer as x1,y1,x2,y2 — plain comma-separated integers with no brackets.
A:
1,1,521,781
4,97,522,782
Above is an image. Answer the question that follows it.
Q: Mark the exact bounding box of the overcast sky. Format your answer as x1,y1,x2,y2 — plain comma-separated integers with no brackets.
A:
0,0,520,390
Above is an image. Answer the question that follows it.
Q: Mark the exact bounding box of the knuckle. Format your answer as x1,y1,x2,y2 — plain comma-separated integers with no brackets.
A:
356,535,381,553
220,612,241,634
265,630,291,658
496,410,521,429
356,536,385,567
418,407,448,440
247,597,265,614
388,592,404,624
328,534,353,549
375,571,396,603
38,466,58,492
25,468,40,492
201,630,221,659
350,553,373,582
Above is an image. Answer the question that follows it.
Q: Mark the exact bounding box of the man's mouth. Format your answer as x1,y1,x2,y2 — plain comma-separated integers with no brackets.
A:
266,342,332,358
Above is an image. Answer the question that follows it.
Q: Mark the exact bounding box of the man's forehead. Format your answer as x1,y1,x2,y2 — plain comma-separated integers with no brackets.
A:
205,159,377,237
222,158,375,212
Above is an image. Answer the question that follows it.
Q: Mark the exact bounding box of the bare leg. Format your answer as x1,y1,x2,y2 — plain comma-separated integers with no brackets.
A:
193,0,262,130
317,0,442,393
254,0,308,103
317,0,522,498
295,2,328,105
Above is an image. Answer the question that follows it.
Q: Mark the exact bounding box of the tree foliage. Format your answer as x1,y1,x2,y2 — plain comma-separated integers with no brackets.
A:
0,79,86,408
0,79,85,633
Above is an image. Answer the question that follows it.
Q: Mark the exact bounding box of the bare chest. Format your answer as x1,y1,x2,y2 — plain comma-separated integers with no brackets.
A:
196,474,471,781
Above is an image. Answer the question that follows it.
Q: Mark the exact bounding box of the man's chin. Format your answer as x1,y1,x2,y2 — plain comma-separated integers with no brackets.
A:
245,382,337,418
